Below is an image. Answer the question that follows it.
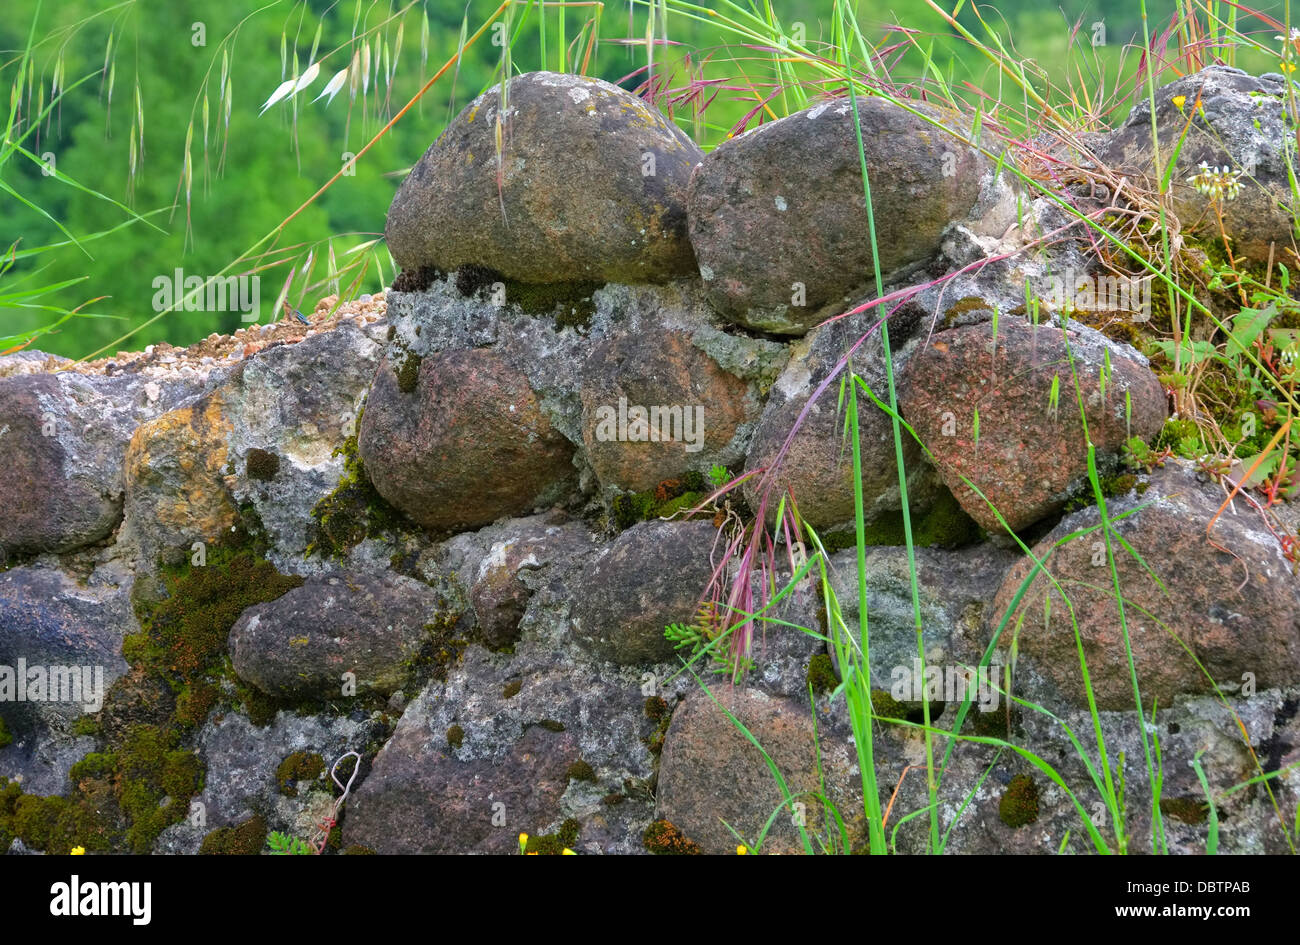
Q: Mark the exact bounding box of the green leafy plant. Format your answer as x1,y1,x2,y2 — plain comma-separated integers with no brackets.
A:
266,830,315,855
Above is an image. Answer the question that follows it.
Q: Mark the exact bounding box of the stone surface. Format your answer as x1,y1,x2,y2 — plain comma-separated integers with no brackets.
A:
465,513,594,649
0,563,134,732
229,572,454,699
897,315,1166,533
0,370,198,559
1096,65,1298,265
655,686,859,853
121,321,383,570
569,519,721,665
386,71,702,285
359,347,577,532
688,96,987,333
742,308,939,533
990,460,1300,710
579,329,754,493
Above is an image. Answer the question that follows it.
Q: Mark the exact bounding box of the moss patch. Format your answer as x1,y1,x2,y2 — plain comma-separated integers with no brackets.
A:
446,724,464,749
643,819,701,854
999,774,1040,828
276,751,325,797
870,688,944,725
1160,795,1209,825
200,814,268,855
502,679,522,699
0,714,10,749
565,759,597,783
806,653,839,694
611,473,709,530
246,447,280,481
524,817,580,854
305,415,410,559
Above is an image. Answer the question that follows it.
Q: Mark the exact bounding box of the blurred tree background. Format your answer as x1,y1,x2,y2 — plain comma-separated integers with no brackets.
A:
0,0,1293,358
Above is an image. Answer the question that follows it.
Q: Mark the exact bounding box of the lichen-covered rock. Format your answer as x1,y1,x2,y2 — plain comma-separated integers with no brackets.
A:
121,322,384,569
897,315,1166,533
155,709,380,852
825,543,1018,689
655,686,859,853
687,96,988,333
342,636,666,854
1096,65,1299,265
569,519,720,665
989,460,1300,710
386,71,702,285
229,572,454,699
359,347,577,532
464,513,594,649
579,329,755,493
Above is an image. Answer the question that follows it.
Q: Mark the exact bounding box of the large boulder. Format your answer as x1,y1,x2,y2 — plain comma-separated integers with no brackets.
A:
386,71,702,285
687,96,988,334
229,572,455,700
989,460,1300,710
1096,66,1299,266
358,347,577,532
897,315,1166,533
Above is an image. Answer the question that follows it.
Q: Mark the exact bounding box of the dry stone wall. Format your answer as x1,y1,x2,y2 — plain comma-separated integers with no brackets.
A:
1,68,1298,855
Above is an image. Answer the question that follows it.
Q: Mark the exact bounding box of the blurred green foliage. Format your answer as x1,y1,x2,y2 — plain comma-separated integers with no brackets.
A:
0,0,1292,358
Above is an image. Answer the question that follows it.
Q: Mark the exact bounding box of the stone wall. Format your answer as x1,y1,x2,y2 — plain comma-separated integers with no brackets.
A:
1,67,1298,855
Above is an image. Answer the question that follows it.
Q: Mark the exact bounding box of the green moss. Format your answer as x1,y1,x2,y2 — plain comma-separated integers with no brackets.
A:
1062,472,1140,513
967,706,1023,740
502,680,522,699
943,295,994,328
71,715,100,737
446,724,465,749
305,416,410,559
342,844,377,855
0,714,10,749
602,792,626,806
999,774,1040,828
535,719,566,733
174,681,219,729
69,752,117,782
394,348,422,394
565,760,597,783
130,542,304,682
870,689,944,725
610,478,711,531
276,751,325,797
856,488,983,549
806,653,839,695
245,447,280,481
200,814,268,855
642,819,701,855
524,817,582,855
644,696,670,722
510,280,600,329
1160,795,1209,825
